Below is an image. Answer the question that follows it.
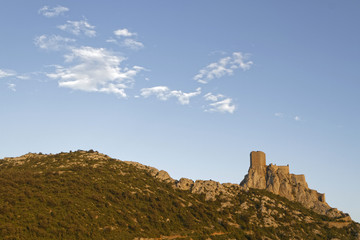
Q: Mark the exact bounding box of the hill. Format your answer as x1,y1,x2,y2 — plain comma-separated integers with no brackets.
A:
0,150,359,239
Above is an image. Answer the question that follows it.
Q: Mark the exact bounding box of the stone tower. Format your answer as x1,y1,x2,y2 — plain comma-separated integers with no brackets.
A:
250,151,266,168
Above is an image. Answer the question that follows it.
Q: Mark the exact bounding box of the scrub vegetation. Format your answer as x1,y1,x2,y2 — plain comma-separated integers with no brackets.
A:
0,150,359,239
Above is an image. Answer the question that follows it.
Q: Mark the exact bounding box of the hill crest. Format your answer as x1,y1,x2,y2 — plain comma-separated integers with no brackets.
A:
0,150,359,239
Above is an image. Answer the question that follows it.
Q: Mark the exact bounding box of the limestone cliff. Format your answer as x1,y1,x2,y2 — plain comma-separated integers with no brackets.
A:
124,151,349,219
240,151,347,218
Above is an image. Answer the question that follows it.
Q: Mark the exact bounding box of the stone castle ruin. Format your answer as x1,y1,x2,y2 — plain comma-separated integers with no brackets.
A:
127,150,347,219
240,151,341,217
248,151,307,189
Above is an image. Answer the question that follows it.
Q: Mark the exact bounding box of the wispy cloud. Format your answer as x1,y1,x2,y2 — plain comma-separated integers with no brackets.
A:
0,69,16,78
208,50,227,56
122,38,144,50
114,28,137,37
108,28,144,50
16,75,30,80
38,5,69,18
47,46,144,97
274,112,302,121
194,52,253,84
274,112,284,118
204,92,225,102
204,92,235,113
7,83,16,92
106,38,117,44
34,35,76,51
140,86,201,105
58,20,96,37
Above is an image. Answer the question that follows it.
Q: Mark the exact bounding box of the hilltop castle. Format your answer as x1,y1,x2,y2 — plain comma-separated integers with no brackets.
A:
240,151,343,217
129,150,346,219
249,151,311,193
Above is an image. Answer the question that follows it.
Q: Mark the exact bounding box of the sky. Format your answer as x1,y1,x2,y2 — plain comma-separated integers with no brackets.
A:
0,1,359,222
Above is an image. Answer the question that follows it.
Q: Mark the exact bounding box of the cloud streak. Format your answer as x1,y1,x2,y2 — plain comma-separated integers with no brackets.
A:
140,86,201,105
7,83,16,92
38,5,69,17
0,69,15,78
58,20,96,37
204,93,235,113
34,35,76,51
114,28,137,37
122,39,144,50
107,28,144,50
194,52,253,84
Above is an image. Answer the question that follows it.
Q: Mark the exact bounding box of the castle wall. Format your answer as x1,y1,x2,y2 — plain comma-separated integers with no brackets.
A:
291,174,308,187
277,165,289,175
250,151,266,168
318,193,326,203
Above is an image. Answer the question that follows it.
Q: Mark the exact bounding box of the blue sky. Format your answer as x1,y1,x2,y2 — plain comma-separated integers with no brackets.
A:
0,1,359,222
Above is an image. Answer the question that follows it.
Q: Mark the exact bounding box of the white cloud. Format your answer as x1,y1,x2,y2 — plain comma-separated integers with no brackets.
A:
194,52,253,84
106,38,117,44
122,38,144,50
114,28,136,37
16,75,30,80
203,92,235,114
7,83,16,92
34,35,76,51
140,86,201,105
47,46,144,97
107,38,144,50
204,92,225,102
58,20,96,37
108,29,144,50
0,69,15,78
207,98,235,113
274,112,284,118
38,5,69,17
294,116,301,121
208,50,227,56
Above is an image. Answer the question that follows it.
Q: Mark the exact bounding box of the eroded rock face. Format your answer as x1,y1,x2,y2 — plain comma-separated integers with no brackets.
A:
124,161,176,184
124,161,160,177
240,151,347,218
191,180,227,201
155,170,174,183
124,151,348,219
176,178,194,191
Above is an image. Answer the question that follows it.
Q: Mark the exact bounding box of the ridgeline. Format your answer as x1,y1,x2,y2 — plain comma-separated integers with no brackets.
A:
0,150,359,239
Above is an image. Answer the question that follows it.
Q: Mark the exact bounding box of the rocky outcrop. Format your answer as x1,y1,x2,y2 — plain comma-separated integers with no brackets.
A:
125,151,349,219
125,162,244,201
124,161,160,177
155,170,174,183
240,151,347,218
124,161,175,184
175,178,194,191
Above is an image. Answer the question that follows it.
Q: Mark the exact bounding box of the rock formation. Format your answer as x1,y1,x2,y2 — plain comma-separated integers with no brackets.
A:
1,150,358,239
124,151,349,219
240,151,347,218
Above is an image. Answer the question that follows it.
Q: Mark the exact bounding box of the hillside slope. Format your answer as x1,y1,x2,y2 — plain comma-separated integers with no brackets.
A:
0,150,359,239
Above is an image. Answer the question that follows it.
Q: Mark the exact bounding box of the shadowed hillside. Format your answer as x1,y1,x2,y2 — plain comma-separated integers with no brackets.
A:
0,150,359,239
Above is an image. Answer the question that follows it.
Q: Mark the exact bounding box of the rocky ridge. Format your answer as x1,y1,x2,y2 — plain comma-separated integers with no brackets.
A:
240,151,347,219
1,150,359,239
125,161,242,202
126,151,348,220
